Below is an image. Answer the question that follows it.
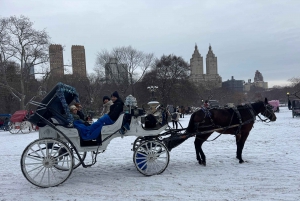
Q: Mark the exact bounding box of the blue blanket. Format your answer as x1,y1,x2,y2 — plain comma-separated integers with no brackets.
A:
73,114,114,140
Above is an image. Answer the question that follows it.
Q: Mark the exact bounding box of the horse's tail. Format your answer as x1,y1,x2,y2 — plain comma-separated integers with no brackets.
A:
186,112,196,133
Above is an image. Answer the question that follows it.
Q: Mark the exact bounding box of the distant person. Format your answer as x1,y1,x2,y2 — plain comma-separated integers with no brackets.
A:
171,111,180,129
288,100,292,110
181,106,185,118
203,100,210,108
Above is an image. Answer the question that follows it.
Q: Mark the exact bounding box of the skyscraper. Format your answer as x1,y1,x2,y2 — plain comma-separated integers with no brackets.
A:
105,58,128,84
49,44,64,77
71,45,87,77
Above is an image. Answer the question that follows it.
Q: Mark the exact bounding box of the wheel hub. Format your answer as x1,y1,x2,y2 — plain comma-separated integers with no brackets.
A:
147,152,157,162
42,156,56,168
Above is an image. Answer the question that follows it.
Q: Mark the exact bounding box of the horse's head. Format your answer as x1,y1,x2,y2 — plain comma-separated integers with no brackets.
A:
261,98,277,122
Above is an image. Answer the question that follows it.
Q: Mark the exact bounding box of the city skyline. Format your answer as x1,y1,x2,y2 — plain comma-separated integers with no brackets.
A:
1,0,299,87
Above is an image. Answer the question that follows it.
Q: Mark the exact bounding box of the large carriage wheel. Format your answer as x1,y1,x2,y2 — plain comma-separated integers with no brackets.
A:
55,142,87,171
8,122,20,134
20,138,74,188
20,121,32,134
133,140,169,176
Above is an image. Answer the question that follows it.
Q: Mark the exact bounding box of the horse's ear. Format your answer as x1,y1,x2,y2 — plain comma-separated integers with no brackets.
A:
264,98,268,104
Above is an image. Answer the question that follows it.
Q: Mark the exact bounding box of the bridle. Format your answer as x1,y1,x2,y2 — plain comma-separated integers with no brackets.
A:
257,104,275,123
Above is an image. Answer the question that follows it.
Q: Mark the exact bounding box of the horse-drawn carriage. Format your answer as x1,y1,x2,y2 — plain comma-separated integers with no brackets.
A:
268,100,280,112
9,110,36,134
21,83,187,188
291,99,300,118
0,114,11,131
20,82,277,188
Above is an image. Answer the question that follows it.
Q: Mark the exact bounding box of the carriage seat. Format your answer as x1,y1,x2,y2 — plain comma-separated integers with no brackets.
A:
49,115,72,127
101,113,126,135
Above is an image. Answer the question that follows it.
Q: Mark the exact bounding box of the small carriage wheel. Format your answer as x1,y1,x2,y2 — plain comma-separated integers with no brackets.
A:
133,140,169,176
20,121,32,134
8,122,20,134
54,142,87,170
20,138,74,188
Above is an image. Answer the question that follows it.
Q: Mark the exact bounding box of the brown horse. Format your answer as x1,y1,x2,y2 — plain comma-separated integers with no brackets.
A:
187,98,276,165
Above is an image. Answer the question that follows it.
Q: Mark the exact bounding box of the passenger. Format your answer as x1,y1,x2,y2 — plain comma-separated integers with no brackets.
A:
101,96,113,116
70,105,81,121
74,103,85,120
73,91,124,140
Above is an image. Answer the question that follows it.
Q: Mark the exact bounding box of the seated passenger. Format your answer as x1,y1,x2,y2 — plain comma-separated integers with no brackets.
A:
101,96,113,116
74,103,85,121
73,91,124,140
70,105,81,121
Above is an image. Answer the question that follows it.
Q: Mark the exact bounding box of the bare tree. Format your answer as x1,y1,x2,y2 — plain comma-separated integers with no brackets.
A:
95,46,155,96
0,15,50,109
151,54,190,106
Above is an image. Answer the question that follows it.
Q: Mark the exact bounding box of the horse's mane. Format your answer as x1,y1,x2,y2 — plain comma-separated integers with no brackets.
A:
249,101,264,113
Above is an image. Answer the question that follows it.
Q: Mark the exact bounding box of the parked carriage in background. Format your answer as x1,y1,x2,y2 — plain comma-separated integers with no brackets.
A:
291,99,300,118
9,110,37,134
268,100,280,113
0,114,11,131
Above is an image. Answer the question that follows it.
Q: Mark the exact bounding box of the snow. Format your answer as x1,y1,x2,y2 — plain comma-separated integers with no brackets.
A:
0,107,299,201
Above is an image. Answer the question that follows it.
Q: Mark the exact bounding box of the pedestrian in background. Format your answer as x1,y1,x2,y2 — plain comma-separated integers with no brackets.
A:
171,111,180,129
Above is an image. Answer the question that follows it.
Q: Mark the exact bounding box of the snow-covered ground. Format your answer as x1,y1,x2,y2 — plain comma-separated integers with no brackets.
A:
0,107,299,201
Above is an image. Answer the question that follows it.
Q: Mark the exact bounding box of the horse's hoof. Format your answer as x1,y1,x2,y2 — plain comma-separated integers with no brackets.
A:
198,160,206,166
239,160,244,164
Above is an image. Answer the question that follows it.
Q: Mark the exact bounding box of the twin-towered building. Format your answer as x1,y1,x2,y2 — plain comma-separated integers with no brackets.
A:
189,44,222,88
190,44,268,91
49,44,87,78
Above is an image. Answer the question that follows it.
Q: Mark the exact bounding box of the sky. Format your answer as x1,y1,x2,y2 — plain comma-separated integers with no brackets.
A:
0,107,299,200
1,0,300,88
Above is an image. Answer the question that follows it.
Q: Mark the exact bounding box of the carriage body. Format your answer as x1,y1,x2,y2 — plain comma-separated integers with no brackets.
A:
268,100,280,112
8,110,35,134
21,82,170,188
38,114,168,153
0,114,11,131
292,99,300,118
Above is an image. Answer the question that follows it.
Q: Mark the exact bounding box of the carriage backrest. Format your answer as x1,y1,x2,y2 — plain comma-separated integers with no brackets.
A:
10,110,28,123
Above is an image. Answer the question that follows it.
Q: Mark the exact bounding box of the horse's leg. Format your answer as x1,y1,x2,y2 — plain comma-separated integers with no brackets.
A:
194,137,202,163
236,132,250,163
194,134,211,166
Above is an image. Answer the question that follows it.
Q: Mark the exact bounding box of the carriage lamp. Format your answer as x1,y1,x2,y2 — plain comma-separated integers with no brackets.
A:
147,86,158,100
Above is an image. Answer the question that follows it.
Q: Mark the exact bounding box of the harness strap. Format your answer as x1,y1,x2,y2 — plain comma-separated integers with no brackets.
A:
232,107,243,135
246,104,257,122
